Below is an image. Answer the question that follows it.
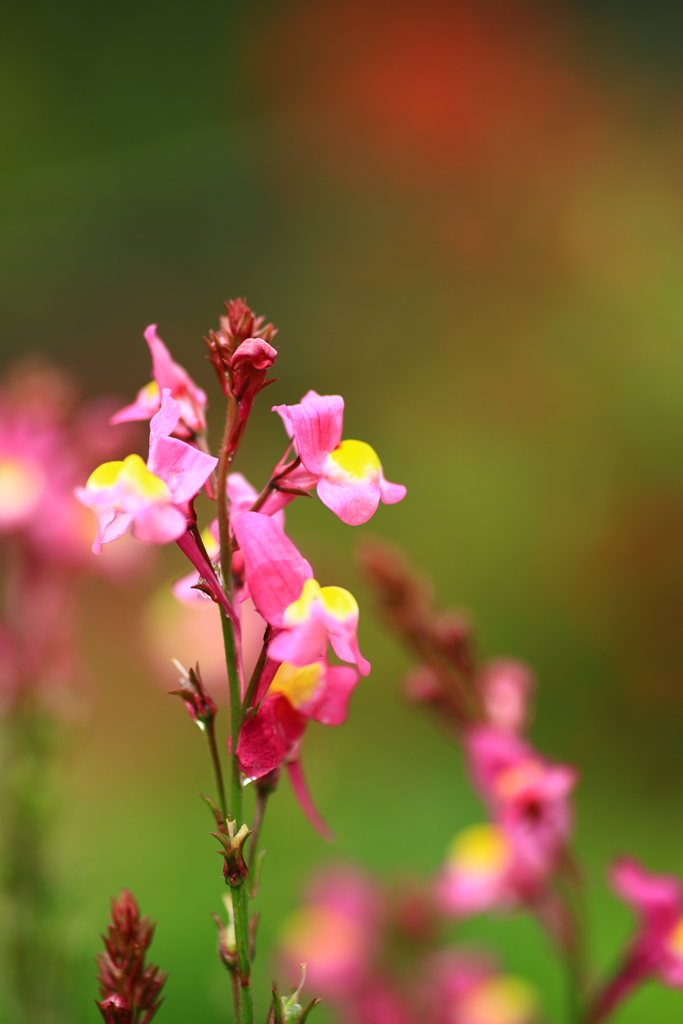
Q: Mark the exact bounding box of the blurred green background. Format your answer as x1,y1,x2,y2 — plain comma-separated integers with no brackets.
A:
4,0,683,1019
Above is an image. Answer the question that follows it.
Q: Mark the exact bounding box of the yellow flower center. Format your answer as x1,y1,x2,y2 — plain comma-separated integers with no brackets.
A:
460,976,537,1024
447,824,510,877
327,439,380,480
86,454,170,502
667,916,683,959
269,661,322,708
283,578,358,627
0,457,45,522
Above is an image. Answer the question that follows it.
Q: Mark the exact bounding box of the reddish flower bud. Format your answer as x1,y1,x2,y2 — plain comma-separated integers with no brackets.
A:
95,890,167,1024
169,661,217,730
96,994,132,1024
205,299,277,397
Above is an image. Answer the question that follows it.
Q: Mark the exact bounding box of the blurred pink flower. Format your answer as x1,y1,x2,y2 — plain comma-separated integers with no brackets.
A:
465,727,576,888
478,659,534,735
111,324,208,438
279,865,382,1000
435,823,519,917
273,390,406,525
427,950,539,1024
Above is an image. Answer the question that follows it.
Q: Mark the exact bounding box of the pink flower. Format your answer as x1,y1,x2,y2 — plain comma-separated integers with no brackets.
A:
478,659,534,735
111,325,208,438
268,578,371,677
77,390,217,552
273,390,406,525
465,727,576,886
612,858,683,987
278,865,382,1000
427,951,539,1024
238,657,359,774
227,471,288,524
435,823,519,917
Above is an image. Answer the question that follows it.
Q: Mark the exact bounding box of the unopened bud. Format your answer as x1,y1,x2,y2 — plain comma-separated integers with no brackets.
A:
211,818,252,886
169,661,217,731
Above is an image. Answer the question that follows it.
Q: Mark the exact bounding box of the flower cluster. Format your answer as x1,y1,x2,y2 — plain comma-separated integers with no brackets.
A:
77,300,406,1022
359,537,683,1023
278,864,539,1024
95,889,167,1024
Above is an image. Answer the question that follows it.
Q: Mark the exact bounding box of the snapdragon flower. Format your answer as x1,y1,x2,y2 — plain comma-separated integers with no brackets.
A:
465,726,576,886
436,823,517,916
111,324,208,438
77,390,217,552
273,390,406,525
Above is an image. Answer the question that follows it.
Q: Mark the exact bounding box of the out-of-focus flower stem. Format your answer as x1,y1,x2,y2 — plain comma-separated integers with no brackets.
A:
3,696,67,1024
220,607,243,825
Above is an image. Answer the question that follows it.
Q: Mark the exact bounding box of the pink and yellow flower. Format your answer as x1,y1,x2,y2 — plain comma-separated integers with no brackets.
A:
111,324,208,438
436,823,517,917
465,727,576,886
273,390,406,525
77,390,217,552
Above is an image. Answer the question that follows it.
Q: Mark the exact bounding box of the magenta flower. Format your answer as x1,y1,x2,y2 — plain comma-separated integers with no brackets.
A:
111,324,208,438
237,658,358,778
273,390,406,525
77,390,217,552
465,727,576,886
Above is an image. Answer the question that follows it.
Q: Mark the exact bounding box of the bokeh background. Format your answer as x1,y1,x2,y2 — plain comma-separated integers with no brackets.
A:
4,0,683,1019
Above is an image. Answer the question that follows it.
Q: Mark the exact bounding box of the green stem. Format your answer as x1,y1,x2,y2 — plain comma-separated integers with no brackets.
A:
241,640,270,727
204,718,228,821
220,607,242,826
248,786,270,878
230,882,254,1023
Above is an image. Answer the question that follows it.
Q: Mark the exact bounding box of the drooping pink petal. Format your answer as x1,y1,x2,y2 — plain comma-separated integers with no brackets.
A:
378,467,407,506
317,473,380,526
269,616,328,666
611,858,683,920
287,759,335,841
328,631,371,677
110,382,161,425
273,392,344,475
145,325,207,432
148,434,217,504
232,511,313,627
298,665,359,726
131,503,187,545
149,388,181,439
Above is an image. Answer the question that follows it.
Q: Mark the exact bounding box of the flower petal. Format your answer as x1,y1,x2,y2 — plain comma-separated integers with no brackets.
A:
131,503,187,545
232,511,313,627
273,392,344,475
298,665,359,726
379,467,407,506
317,473,381,526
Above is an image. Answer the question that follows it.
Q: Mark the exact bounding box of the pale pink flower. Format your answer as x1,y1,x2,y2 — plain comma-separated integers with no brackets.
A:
465,727,576,887
273,390,406,525
478,659,534,735
435,823,518,917
427,951,539,1024
278,865,382,1000
111,324,208,438
77,390,217,552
